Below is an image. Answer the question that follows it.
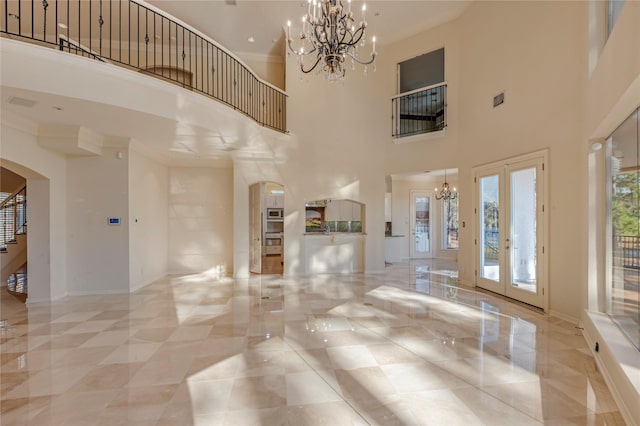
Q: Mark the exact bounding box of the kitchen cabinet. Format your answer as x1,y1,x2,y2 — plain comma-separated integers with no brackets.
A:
325,200,340,221
266,195,284,208
326,199,362,221
350,202,362,222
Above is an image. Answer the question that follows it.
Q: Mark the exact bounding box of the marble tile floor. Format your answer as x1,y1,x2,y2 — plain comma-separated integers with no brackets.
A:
0,260,625,425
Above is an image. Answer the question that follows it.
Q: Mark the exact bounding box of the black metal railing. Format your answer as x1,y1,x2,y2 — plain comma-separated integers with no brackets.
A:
392,83,446,138
613,235,640,269
0,185,27,251
1,0,287,132
7,271,28,299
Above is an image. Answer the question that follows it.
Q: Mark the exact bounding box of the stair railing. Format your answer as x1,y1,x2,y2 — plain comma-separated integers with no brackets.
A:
0,183,27,251
1,0,287,133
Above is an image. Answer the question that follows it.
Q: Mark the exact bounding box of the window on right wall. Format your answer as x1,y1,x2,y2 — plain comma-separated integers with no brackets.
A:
607,0,626,39
442,196,459,250
606,106,639,351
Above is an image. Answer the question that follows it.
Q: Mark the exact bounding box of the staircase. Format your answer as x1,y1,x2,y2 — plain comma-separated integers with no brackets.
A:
1,184,28,300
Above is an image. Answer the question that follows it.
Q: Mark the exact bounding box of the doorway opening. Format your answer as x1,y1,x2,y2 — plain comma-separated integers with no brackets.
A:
249,181,285,275
410,190,432,259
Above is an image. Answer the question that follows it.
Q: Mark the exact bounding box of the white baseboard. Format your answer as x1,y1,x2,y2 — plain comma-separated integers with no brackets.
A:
548,309,579,325
26,293,67,304
129,273,167,292
66,288,130,296
581,310,640,425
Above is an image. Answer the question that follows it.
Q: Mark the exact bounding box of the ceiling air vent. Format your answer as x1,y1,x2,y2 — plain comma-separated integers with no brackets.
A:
8,96,37,108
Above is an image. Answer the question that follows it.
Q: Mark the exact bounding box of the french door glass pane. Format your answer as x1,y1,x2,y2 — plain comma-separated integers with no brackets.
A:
415,196,430,255
480,175,499,281
510,167,537,292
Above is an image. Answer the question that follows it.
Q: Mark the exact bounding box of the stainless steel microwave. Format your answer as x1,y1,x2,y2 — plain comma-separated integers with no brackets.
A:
267,208,283,219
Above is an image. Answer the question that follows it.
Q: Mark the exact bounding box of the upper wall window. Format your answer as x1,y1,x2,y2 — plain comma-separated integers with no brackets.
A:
392,48,447,139
607,0,626,38
398,48,444,93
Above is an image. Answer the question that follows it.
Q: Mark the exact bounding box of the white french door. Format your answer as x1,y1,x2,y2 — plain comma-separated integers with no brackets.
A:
410,190,432,258
475,153,547,309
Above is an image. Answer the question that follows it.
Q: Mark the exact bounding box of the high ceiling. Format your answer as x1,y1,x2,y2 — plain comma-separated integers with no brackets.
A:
146,0,472,60
1,0,472,167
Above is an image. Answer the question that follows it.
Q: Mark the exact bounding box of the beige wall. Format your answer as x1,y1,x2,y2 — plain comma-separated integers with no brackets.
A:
0,118,67,301
238,53,285,91
284,52,387,275
232,59,388,276
129,147,169,291
381,1,589,320
66,147,130,294
169,167,234,275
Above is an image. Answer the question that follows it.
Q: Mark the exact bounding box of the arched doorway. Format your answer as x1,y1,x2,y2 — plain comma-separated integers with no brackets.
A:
0,159,51,301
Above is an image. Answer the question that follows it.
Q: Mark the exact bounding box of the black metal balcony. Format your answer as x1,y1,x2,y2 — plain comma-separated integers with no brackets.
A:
1,0,287,133
392,83,446,139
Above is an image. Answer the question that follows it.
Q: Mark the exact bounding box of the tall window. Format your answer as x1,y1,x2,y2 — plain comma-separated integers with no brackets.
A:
607,0,626,38
442,196,459,250
607,106,639,350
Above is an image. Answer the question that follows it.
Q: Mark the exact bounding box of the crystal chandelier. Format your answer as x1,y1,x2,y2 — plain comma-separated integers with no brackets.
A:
286,0,377,81
435,169,457,200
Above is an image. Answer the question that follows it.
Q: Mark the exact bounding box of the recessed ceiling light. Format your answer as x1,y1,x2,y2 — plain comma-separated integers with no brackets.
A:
58,22,68,29
247,36,255,43
52,106,64,111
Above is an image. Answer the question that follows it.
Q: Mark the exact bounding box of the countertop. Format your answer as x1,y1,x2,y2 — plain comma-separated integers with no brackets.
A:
304,232,366,236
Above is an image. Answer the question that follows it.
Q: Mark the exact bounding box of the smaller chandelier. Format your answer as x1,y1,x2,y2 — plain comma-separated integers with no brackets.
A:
435,170,457,200
286,0,377,81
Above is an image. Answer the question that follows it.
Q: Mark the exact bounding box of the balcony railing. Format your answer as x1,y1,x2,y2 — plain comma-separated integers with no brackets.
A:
1,0,287,132
614,235,640,269
0,184,27,252
392,82,446,139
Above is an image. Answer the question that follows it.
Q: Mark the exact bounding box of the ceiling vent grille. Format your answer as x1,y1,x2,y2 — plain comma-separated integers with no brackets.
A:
8,96,37,108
